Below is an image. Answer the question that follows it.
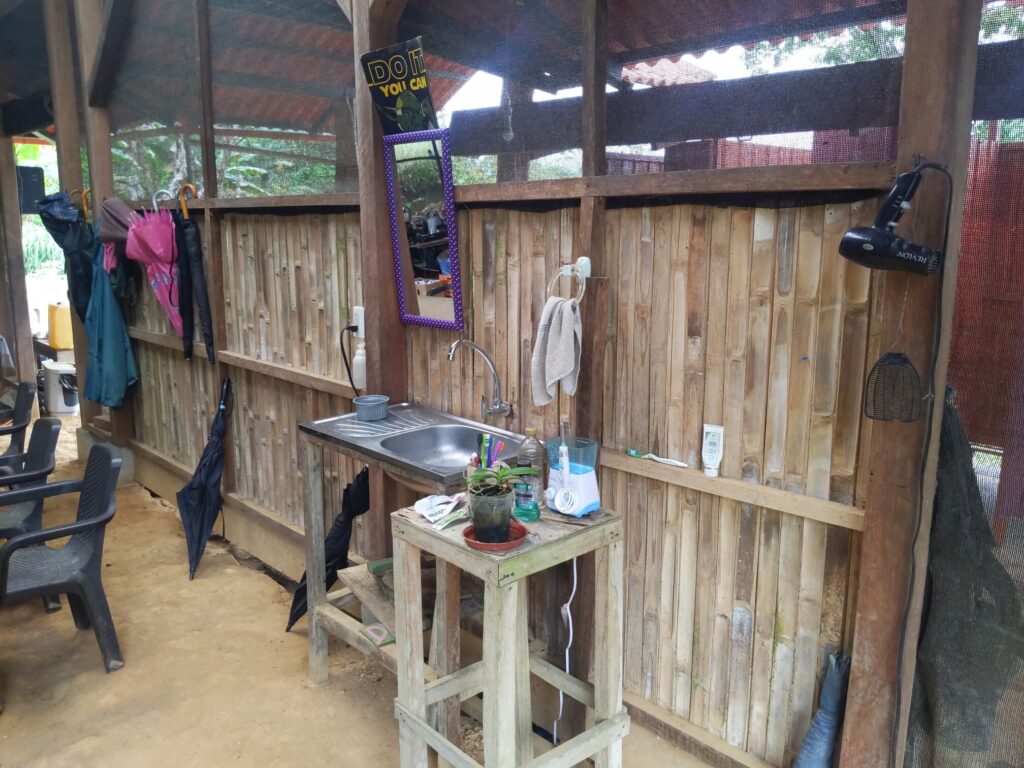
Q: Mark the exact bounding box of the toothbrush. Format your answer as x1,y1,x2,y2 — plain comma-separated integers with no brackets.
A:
627,448,688,469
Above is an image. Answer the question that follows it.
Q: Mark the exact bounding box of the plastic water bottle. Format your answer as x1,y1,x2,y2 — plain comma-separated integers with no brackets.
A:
514,428,545,522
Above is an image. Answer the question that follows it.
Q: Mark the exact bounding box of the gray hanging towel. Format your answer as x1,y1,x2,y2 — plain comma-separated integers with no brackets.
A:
531,296,582,406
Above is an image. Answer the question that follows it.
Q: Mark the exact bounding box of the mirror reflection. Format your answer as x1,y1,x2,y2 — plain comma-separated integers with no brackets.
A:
385,130,464,329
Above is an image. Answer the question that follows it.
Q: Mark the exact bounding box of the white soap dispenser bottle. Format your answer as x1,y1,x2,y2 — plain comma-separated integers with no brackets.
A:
352,341,367,390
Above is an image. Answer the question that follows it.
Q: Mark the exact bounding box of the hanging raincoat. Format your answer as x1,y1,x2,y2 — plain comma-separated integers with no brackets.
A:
84,227,138,407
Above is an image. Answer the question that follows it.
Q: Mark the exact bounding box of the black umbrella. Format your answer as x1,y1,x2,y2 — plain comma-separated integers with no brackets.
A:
177,378,231,579
286,466,370,631
37,191,94,323
173,185,216,363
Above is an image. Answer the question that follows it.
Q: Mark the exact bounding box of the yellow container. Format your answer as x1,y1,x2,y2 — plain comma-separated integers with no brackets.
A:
48,303,74,350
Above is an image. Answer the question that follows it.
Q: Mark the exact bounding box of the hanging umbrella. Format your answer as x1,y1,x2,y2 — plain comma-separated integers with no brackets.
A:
172,184,216,363
126,192,183,337
285,466,370,631
176,378,231,580
36,190,94,323
98,197,143,305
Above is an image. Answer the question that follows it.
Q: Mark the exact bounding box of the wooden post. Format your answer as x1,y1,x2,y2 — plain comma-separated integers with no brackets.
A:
352,0,409,559
352,0,408,402
581,0,608,178
567,0,609,744
303,437,329,682
0,75,35,386
74,0,135,446
394,536,428,767
43,0,99,429
840,0,982,765
428,559,462,766
194,0,218,199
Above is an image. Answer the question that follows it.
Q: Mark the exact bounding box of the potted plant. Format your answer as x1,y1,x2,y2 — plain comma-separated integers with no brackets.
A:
466,463,537,543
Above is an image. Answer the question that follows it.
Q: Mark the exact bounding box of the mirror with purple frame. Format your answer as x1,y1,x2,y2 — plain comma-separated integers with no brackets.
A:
383,128,465,331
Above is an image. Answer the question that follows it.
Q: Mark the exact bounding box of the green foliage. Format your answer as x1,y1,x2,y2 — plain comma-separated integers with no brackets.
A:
452,155,497,185
972,119,1024,141
14,142,59,195
394,141,446,213
744,5,1023,74
21,217,65,274
467,463,537,496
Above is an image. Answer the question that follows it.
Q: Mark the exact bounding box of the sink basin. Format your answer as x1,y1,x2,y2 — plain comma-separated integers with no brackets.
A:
381,424,518,471
300,403,524,492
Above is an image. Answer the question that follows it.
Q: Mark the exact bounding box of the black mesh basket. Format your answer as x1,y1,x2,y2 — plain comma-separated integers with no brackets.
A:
864,352,923,422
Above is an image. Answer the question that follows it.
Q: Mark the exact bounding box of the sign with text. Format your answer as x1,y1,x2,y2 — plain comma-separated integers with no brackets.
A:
360,36,438,135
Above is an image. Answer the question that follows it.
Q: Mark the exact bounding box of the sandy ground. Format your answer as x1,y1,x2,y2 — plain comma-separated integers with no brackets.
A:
0,417,706,767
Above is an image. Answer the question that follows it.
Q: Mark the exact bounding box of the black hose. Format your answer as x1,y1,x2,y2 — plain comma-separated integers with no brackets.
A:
340,325,359,398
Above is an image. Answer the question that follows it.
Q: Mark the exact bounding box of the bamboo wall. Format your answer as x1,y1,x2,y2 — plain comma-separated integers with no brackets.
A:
406,200,877,766
130,210,371,558
127,198,876,765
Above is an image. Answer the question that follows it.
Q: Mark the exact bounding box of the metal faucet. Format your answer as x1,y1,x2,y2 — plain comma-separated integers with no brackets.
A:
447,340,512,422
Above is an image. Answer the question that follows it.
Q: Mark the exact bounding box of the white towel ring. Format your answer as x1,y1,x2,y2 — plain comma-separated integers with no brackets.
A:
547,264,587,303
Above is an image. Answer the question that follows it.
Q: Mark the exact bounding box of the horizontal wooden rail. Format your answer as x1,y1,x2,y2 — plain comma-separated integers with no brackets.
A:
218,350,356,399
601,449,865,531
127,162,892,215
586,161,896,199
127,326,207,357
623,692,772,768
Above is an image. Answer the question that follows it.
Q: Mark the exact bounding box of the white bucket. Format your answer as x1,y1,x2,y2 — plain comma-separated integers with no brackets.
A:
42,360,79,414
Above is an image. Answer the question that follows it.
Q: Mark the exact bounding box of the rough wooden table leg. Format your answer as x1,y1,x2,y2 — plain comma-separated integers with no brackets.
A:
515,578,534,763
594,540,626,768
395,538,428,768
430,558,462,767
302,438,328,683
483,579,519,767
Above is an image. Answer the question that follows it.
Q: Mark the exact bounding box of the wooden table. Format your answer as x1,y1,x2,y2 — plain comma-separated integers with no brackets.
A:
390,506,629,768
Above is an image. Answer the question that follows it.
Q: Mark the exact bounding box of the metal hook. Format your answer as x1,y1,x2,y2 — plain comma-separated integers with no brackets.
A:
151,189,175,213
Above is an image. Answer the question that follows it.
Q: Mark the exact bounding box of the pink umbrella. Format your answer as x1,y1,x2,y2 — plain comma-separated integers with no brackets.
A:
126,206,183,338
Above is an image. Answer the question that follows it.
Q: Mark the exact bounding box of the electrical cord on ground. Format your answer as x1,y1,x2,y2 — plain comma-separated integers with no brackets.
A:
340,325,359,397
552,556,578,746
889,160,954,768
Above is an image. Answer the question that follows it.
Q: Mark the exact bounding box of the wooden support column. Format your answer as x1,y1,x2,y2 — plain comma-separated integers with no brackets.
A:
352,0,409,558
74,0,136,446
0,75,35,385
44,0,99,429
840,0,982,765
496,81,533,183
564,0,609,745
194,0,218,199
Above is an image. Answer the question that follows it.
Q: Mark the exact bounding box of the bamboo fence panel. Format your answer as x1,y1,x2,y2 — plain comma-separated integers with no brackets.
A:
132,341,217,468
220,211,362,381
404,202,876,767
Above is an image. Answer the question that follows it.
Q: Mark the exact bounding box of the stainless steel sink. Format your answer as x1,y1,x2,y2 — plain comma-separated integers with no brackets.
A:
299,403,523,493
380,424,518,472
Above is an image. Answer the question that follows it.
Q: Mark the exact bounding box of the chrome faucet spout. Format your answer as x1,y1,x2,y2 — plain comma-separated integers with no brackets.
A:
447,340,512,422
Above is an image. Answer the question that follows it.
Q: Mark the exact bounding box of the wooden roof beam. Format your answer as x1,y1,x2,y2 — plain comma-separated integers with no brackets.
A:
87,0,134,107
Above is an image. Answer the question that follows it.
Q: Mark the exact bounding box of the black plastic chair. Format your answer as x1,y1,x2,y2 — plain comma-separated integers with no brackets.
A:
0,444,124,672
0,382,37,457
0,418,63,613
0,418,62,538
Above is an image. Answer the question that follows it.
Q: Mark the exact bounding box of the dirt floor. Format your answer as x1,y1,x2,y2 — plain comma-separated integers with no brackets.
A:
0,417,707,767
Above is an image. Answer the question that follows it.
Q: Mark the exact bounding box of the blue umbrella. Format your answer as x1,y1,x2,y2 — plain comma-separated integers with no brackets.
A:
177,379,231,579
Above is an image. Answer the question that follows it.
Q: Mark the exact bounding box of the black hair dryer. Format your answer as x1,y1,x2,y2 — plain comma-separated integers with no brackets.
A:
839,164,943,276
